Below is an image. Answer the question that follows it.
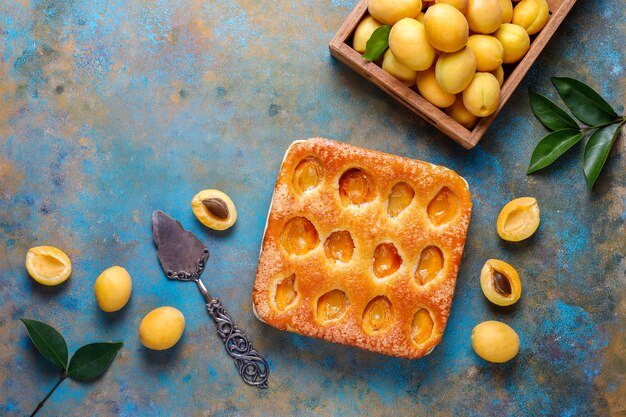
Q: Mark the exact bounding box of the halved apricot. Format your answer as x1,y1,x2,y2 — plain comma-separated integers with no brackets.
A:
293,156,323,194
480,259,522,306
387,182,415,217
324,231,355,263
373,243,402,278
26,246,72,286
416,246,444,285
316,289,349,323
496,197,540,241
275,274,298,311
362,296,394,334
427,187,460,226
339,168,376,206
281,217,319,255
411,308,434,345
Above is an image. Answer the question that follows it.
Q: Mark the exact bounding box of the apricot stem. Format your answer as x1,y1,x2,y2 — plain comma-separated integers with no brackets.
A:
30,374,66,417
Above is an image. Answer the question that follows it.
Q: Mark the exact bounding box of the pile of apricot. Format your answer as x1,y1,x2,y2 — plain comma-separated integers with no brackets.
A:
354,0,550,128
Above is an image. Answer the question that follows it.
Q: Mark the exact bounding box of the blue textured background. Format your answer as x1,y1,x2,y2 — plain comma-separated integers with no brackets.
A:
1,0,624,416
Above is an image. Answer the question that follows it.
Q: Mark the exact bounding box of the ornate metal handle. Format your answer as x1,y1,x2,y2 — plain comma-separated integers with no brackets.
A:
206,298,269,388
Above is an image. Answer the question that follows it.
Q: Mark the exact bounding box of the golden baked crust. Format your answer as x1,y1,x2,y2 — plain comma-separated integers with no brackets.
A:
253,138,472,359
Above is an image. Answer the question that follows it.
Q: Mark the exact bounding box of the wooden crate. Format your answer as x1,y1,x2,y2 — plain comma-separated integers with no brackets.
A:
329,0,577,149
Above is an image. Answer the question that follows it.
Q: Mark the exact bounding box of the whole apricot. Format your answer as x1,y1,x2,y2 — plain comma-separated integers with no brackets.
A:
353,15,383,53
434,0,467,12
423,3,469,52
435,47,477,94
368,0,422,24
94,266,132,312
139,306,185,350
494,23,530,63
388,18,436,71
466,0,502,34
512,0,549,34
472,321,519,363
446,95,480,129
382,49,418,86
491,65,505,86
463,72,501,116
466,35,504,71
498,0,514,22
416,66,456,108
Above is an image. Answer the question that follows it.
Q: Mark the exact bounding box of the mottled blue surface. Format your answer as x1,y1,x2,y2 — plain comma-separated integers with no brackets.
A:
0,0,624,416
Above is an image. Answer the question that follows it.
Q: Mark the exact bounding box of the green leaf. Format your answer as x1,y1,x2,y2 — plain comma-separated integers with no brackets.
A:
552,77,618,126
529,90,579,131
526,129,584,174
362,25,391,61
67,342,123,380
583,122,624,189
20,318,68,371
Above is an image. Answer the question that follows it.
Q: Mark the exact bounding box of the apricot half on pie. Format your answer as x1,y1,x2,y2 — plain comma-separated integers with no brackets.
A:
252,138,472,359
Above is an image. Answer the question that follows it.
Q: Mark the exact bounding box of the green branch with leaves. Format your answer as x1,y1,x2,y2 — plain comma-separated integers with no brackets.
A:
527,77,625,189
20,318,123,417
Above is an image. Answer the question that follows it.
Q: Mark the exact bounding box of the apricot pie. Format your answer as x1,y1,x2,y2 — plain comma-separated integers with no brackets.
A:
252,138,472,359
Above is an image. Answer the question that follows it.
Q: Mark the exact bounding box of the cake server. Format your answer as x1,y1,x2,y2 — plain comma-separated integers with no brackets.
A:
151,210,269,388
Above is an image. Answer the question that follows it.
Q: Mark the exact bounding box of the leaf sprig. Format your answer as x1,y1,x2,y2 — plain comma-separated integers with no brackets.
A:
527,77,625,189
20,318,123,417
363,25,391,61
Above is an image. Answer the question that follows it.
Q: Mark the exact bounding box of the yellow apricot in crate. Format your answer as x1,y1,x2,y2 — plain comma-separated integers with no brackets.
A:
416,66,456,108
496,197,540,241
463,72,501,117
382,49,418,86
434,0,468,12
423,3,469,53
472,321,519,363
512,0,549,35
353,15,383,53
416,12,425,23
466,0,502,34
435,47,477,94
26,246,72,286
94,266,132,312
494,23,530,63
446,95,480,129
466,35,504,72
491,66,505,86
139,306,185,350
388,18,435,71
368,0,422,25
498,0,514,22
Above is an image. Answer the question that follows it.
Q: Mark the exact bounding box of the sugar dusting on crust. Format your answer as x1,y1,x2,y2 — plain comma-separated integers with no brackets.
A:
252,138,472,359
